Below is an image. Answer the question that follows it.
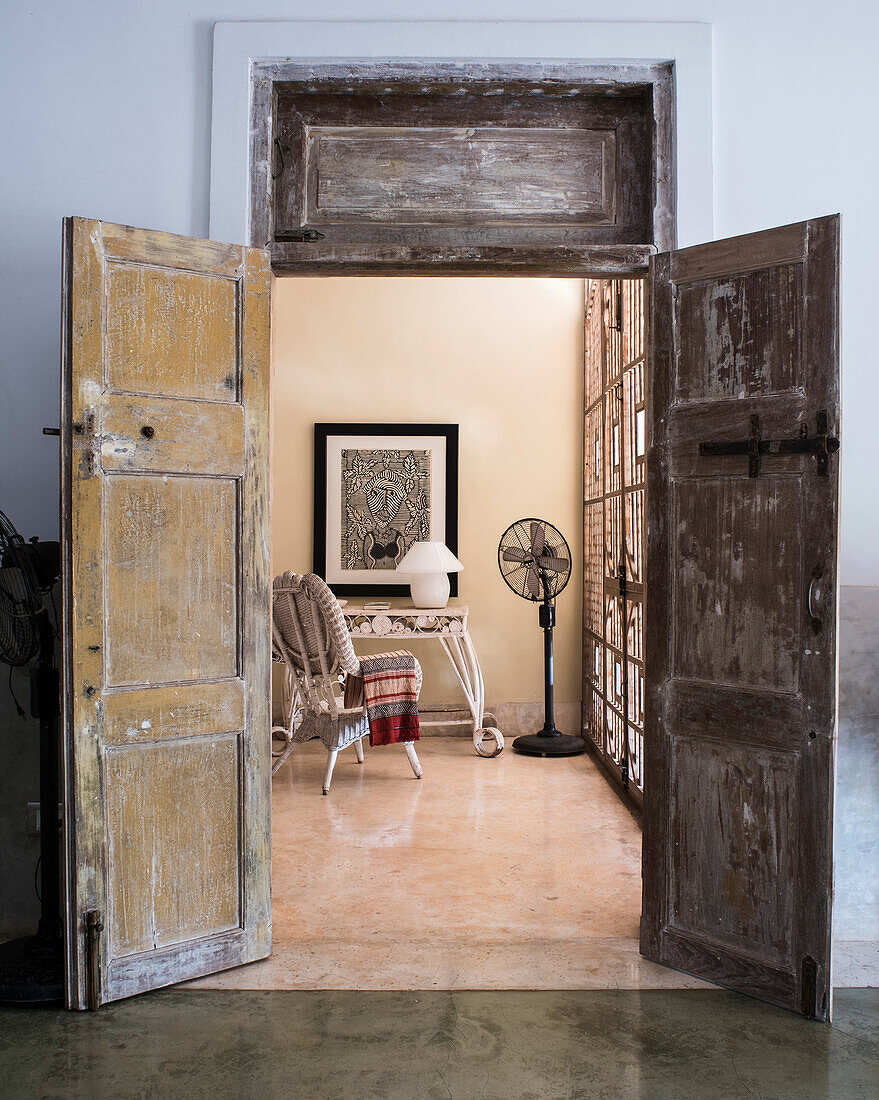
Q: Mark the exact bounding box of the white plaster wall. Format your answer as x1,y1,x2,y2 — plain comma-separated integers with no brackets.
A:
835,587,879,942
0,2,876,937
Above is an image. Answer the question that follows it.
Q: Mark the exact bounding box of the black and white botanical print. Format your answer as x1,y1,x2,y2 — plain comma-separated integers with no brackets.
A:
341,449,431,570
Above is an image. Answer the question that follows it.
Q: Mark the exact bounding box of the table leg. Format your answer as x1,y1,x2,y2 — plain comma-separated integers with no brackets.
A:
439,635,477,719
440,633,504,758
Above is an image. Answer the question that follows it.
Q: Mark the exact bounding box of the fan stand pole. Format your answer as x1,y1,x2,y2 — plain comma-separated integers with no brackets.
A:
512,592,585,758
540,596,559,735
0,610,64,1004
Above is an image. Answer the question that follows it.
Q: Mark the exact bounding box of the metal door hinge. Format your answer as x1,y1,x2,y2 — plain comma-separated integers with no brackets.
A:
75,411,95,435
46,416,91,437
699,410,840,478
271,137,289,181
801,955,818,1018
275,229,326,243
608,278,623,332
85,908,104,1011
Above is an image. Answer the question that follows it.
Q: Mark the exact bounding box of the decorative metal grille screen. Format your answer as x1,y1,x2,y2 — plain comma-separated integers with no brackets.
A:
583,278,646,809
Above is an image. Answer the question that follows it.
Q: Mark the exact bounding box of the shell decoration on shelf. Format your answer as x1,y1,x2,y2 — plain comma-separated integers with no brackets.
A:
344,609,468,637
371,614,393,636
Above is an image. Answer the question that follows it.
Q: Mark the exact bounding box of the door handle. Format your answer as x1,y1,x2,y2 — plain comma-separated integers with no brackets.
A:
807,563,824,633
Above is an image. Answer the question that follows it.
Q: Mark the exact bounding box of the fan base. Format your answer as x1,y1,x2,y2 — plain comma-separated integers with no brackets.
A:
0,934,64,1005
512,732,586,757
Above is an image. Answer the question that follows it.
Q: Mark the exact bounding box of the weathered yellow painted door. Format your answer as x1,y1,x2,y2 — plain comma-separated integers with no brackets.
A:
61,218,271,1009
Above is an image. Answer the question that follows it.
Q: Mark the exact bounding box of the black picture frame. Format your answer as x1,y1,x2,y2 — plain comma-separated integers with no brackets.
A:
313,423,459,597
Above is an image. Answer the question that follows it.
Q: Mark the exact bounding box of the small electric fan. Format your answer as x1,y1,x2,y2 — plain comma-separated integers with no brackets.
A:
498,519,585,757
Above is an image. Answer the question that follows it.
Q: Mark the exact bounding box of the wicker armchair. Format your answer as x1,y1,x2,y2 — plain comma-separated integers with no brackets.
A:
271,571,423,794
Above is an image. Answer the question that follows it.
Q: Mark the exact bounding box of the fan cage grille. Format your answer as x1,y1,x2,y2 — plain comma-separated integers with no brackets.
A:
498,518,572,602
0,510,43,667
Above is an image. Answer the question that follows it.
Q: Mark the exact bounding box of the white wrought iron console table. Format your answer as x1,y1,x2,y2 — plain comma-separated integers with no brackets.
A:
342,604,504,758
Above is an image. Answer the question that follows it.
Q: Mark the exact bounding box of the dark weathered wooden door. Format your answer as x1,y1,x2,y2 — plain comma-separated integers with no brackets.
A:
61,218,272,1008
641,217,840,1020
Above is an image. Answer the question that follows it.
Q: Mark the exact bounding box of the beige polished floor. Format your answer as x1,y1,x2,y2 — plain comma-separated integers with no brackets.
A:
189,737,712,991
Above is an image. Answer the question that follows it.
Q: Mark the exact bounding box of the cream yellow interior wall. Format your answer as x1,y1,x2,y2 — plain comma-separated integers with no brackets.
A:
271,277,584,713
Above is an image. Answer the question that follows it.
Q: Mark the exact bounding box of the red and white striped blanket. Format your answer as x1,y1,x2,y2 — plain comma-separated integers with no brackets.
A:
345,649,420,746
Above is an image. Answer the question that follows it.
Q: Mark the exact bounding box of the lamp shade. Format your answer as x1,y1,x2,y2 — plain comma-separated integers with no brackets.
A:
396,541,463,574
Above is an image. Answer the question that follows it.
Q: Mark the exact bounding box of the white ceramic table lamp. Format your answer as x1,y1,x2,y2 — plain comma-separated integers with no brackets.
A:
396,541,463,608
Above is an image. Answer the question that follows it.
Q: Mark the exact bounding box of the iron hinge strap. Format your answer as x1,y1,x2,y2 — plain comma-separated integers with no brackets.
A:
85,909,104,1011
699,410,840,477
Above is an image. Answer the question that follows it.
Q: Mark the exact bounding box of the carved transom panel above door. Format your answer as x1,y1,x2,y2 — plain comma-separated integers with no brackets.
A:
302,126,617,227
250,62,675,274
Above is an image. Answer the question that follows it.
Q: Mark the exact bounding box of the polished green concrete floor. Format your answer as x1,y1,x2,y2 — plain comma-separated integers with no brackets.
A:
1,988,878,1099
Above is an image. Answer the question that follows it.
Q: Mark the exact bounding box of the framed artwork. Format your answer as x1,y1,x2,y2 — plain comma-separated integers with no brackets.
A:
314,423,459,597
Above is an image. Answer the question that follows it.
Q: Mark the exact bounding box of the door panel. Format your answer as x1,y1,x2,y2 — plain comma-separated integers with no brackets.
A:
673,265,804,401
305,126,617,225
671,477,801,690
105,734,241,955
101,682,246,746
670,740,795,960
103,474,239,686
100,396,245,475
105,262,240,401
641,217,839,1020
62,218,271,1009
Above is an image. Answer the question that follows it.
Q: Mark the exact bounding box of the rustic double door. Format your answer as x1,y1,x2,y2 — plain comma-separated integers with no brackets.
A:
61,214,839,1020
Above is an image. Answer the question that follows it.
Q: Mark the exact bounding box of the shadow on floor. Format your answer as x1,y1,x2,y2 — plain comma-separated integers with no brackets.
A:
1,988,878,1099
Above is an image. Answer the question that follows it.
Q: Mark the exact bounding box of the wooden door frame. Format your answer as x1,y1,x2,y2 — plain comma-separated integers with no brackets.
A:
247,59,675,276
245,60,671,819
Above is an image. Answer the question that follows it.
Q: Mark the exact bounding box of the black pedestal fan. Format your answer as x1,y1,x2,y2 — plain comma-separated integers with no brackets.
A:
498,519,585,757
0,508,63,1003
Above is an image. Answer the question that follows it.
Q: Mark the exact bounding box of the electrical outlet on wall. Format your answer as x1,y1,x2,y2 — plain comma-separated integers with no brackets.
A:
26,802,62,837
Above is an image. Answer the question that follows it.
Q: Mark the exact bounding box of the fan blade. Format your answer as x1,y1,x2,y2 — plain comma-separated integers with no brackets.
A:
530,522,545,557
527,565,542,598
536,555,570,573
502,546,529,563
